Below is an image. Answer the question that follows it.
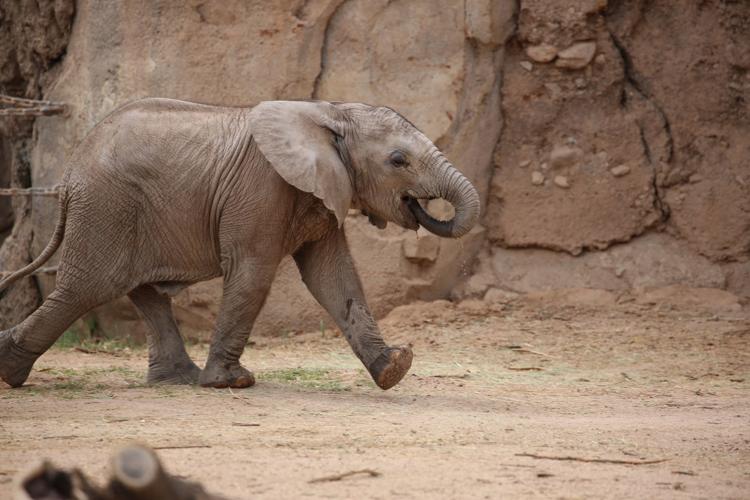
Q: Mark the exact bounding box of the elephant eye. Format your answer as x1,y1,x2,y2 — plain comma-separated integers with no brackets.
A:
389,150,408,168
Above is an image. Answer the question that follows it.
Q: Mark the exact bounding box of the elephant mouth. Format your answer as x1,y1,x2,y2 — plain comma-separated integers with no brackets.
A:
361,194,435,232
362,209,388,230
401,195,435,231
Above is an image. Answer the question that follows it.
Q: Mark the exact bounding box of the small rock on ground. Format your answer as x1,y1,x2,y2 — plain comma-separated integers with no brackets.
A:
550,145,583,169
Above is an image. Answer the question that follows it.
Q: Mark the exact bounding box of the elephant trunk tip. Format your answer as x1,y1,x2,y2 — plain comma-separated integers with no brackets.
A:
406,168,480,238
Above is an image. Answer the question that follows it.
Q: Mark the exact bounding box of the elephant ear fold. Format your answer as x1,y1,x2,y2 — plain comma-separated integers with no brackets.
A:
248,100,352,227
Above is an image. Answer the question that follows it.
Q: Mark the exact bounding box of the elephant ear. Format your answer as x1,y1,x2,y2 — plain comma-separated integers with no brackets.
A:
248,100,352,227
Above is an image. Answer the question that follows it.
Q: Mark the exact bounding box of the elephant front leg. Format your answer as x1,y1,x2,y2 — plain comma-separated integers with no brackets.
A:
199,259,277,389
294,229,413,390
341,298,414,390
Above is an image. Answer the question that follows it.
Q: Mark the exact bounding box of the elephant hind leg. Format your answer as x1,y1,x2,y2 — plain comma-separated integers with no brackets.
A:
128,285,200,385
0,286,106,387
0,327,37,388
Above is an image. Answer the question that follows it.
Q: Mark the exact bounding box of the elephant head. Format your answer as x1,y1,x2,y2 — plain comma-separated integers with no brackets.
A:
248,100,480,238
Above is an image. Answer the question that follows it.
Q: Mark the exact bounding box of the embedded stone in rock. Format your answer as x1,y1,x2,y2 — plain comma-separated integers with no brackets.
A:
549,145,583,169
519,159,531,168
531,171,545,186
554,175,570,188
526,44,558,63
555,42,597,69
610,164,631,177
520,61,533,72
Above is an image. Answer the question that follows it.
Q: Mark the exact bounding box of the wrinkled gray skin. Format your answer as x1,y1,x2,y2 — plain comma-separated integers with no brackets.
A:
0,99,480,390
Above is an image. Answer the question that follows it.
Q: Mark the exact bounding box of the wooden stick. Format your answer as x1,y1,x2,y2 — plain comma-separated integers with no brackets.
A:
0,95,66,117
515,453,667,465
0,186,61,197
152,445,212,450
509,347,557,358
111,446,181,499
72,346,120,357
308,469,381,483
226,387,254,405
0,106,66,116
0,94,65,108
672,470,696,476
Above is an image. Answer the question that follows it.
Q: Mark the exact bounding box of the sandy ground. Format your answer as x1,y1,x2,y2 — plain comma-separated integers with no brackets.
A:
1,294,749,499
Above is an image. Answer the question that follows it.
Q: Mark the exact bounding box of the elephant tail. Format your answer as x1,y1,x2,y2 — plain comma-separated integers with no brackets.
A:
0,185,67,293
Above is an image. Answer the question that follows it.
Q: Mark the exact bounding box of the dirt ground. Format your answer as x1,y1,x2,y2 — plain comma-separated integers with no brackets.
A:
1,293,749,499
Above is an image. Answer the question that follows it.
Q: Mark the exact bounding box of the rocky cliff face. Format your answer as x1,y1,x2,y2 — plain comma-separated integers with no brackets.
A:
476,0,750,300
0,0,75,328
1,0,747,340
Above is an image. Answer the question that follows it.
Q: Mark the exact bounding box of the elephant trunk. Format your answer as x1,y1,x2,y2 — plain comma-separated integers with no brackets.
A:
407,159,480,238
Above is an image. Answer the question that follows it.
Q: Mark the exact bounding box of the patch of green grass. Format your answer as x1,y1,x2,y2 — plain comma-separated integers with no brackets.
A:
1,366,147,400
262,367,350,392
50,379,90,399
54,332,138,353
54,315,140,353
55,329,85,348
153,385,180,398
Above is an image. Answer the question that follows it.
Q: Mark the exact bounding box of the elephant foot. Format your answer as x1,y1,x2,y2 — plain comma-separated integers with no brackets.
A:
368,346,413,390
199,359,255,389
147,358,201,385
0,329,39,388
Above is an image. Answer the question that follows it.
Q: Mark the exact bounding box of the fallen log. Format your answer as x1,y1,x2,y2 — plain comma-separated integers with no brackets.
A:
16,445,228,500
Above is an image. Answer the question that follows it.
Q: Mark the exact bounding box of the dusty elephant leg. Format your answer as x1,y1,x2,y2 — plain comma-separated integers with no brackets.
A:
0,287,102,388
128,285,201,385
199,260,277,389
341,299,413,390
294,228,412,390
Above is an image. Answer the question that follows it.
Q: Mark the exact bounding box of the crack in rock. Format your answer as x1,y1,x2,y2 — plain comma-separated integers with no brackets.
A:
607,27,672,224
311,0,349,99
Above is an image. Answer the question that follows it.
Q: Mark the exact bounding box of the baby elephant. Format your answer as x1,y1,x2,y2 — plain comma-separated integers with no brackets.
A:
0,99,479,390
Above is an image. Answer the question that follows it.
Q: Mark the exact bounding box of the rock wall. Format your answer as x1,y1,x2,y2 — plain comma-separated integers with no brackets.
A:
1,0,747,340
473,0,749,301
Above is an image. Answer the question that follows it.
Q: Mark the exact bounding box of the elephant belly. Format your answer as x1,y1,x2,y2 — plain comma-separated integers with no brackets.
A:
150,281,194,297
137,206,223,282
